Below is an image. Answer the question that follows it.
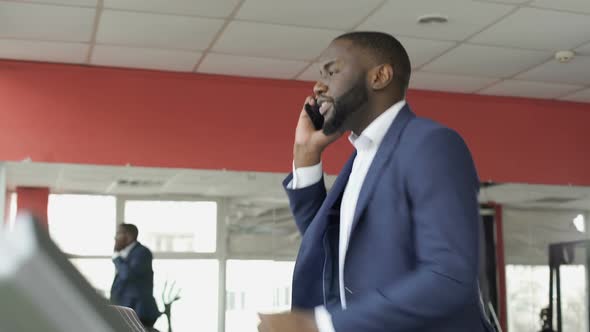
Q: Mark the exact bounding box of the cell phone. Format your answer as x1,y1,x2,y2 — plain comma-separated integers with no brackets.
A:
304,100,324,130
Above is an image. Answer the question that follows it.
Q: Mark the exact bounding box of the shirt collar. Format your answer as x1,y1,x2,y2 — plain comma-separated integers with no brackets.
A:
119,241,137,259
348,100,406,151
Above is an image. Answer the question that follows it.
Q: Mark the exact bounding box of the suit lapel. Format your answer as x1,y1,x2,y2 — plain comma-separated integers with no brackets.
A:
323,152,356,212
292,152,356,308
299,151,356,245
129,242,140,256
349,105,415,236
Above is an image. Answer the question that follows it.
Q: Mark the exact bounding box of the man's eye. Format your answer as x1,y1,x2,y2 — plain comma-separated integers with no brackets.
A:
328,71,334,76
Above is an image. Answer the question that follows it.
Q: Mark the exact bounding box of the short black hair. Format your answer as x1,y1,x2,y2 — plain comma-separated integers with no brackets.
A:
335,31,411,94
120,223,139,240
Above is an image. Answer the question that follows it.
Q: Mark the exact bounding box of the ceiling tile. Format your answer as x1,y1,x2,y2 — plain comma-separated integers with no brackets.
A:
0,2,95,42
56,164,178,185
479,80,582,99
397,37,456,68
559,197,590,210
410,71,498,93
296,37,456,80
476,0,530,3
236,0,382,30
482,183,579,205
91,45,201,72
576,43,590,56
296,62,320,82
422,44,549,78
171,169,236,185
212,21,342,60
0,39,88,64
58,166,116,183
30,0,97,6
471,8,590,50
5,162,61,189
103,0,241,18
97,10,225,50
516,56,590,85
56,180,112,193
559,88,590,103
198,53,309,79
121,166,181,181
357,0,514,41
530,0,590,14
7,176,55,188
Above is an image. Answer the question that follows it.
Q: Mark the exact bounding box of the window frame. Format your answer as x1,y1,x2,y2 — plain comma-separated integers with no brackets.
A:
49,193,296,332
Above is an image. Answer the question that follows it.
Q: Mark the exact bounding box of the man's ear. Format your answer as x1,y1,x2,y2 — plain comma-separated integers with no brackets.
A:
369,64,394,90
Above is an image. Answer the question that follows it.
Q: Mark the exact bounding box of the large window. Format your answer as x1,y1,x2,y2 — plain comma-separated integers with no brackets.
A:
152,259,219,332
506,265,549,332
507,265,588,332
48,194,118,303
48,195,222,332
225,260,295,332
125,200,217,253
71,258,114,299
48,194,116,255
46,194,298,332
559,265,589,332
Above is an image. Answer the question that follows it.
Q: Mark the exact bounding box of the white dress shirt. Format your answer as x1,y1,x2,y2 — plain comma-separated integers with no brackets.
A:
291,100,406,332
112,241,137,260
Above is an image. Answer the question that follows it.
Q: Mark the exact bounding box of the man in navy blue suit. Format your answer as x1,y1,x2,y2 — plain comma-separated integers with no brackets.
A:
110,224,160,328
258,32,493,332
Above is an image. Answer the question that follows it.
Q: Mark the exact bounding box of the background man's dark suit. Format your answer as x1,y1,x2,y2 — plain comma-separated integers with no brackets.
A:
111,242,160,327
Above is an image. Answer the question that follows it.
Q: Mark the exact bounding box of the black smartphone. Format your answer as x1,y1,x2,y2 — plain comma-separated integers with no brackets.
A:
304,100,324,130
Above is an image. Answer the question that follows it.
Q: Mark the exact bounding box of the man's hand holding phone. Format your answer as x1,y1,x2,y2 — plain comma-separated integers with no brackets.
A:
258,310,318,332
294,96,343,168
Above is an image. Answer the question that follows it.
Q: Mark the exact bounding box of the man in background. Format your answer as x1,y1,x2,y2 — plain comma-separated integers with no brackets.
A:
111,223,161,328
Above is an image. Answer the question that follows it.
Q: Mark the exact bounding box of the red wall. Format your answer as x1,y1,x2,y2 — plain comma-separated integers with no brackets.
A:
15,187,49,227
1,60,589,185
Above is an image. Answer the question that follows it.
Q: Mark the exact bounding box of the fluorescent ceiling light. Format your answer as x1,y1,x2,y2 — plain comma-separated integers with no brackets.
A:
573,214,585,233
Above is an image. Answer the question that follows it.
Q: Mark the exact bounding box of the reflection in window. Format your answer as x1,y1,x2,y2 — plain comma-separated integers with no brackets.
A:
152,259,219,332
125,201,217,253
507,265,588,332
225,260,295,332
48,194,116,255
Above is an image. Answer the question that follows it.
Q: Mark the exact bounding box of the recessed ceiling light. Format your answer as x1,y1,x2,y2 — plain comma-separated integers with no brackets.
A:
417,14,449,24
555,50,575,63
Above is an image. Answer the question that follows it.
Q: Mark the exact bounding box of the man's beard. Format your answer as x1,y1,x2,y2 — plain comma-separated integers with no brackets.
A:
322,78,368,135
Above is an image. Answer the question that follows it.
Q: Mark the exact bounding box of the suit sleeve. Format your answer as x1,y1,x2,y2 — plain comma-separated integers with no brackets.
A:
113,248,153,282
283,173,327,235
329,128,481,332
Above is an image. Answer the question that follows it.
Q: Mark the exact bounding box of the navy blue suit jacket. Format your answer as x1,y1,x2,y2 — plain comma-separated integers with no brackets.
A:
284,105,493,332
110,242,160,324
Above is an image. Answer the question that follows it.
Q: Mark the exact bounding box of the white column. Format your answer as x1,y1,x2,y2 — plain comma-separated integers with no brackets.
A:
0,162,6,226
116,196,126,226
217,197,228,332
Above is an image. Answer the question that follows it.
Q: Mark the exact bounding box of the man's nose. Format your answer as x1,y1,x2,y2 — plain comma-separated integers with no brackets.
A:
313,81,328,97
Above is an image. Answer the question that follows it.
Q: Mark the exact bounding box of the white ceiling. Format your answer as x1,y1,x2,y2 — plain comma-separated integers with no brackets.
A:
502,207,589,265
0,0,589,102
